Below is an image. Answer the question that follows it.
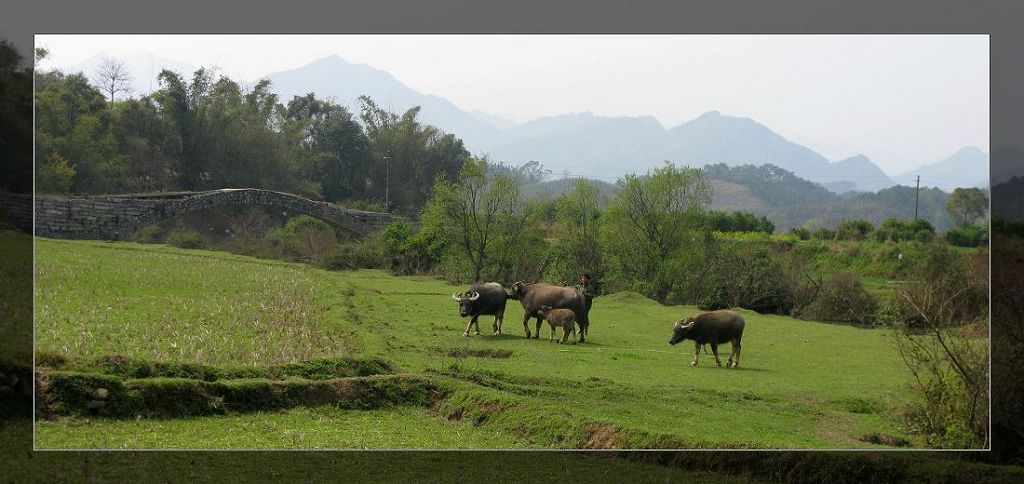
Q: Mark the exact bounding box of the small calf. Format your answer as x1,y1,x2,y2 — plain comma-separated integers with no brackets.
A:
534,305,577,344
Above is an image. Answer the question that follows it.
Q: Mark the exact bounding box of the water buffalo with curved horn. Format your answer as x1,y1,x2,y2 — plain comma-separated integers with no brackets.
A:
452,282,510,336
510,281,590,342
669,310,745,367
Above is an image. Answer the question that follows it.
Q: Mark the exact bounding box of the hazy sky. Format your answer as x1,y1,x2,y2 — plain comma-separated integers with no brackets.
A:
36,34,988,175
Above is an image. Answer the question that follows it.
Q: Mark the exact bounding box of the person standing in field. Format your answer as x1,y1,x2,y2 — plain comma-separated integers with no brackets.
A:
576,273,599,321
563,273,600,336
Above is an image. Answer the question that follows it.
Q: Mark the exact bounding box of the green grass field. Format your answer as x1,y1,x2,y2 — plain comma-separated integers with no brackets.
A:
35,239,921,449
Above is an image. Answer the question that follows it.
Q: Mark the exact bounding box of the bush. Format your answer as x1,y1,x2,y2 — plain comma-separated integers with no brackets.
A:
704,211,774,233
874,217,935,243
811,227,835,240
166,229,205,249
134,224,164,243
804,273,878,325
379,221,445,275
835,219,874,241
265,215,338,262
318,242,384,271
790,227,811,240
281,214,331,234
695,243,790,314
944,224,988,247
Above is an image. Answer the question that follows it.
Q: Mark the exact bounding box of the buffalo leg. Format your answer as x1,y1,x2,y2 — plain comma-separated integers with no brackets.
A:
711,343,722,367
731,339,742,368
522,313,532,338
464,316,479,337
692,342,700,366
534,317,543,339
493,315,501,335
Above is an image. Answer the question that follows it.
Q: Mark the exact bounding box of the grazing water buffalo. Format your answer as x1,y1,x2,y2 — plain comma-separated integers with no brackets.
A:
534,305,577,344
452,282,509,336
510,281,590,341
669,310,745,367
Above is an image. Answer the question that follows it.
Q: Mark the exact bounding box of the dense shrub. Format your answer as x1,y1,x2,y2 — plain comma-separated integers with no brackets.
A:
265,215,337,262
704,210,774,233
318,242,384,271
777,250,823,318
811,227,835,240
874,217,935,243
695,243,790,314
944,223,988,247
789,227,811,240
379,221,445,275
834,219,874,241
166,229,205,249
893,243,987,329
804,273,878,325
134,224,164,243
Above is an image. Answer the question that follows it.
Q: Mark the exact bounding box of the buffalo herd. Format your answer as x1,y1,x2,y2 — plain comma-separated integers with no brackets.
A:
450,281,746,367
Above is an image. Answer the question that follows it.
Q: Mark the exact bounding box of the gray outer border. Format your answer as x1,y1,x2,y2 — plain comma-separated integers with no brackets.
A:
29,32,991,450
3,0,1015,459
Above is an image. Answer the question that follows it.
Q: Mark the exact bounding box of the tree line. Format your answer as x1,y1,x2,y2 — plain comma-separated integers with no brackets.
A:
33,55,469,216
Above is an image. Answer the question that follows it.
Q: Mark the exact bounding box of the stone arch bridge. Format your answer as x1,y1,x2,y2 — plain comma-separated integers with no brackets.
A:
22,188,399,240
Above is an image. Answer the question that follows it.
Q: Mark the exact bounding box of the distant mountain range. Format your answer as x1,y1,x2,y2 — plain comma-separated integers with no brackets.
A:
896,146,989,190
63,53,989,194
521,165,958,232
265,55,506,153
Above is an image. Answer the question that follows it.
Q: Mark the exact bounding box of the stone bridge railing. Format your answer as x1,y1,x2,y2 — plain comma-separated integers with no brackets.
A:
0,189,399,240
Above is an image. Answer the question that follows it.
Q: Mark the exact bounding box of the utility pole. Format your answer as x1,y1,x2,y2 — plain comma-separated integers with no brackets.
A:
914,175,920,219
384,153,390,213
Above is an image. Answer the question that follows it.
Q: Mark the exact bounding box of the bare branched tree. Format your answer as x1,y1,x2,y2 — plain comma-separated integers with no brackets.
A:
93,56,133,102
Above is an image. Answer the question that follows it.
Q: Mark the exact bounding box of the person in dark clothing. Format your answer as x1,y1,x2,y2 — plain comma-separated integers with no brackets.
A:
576,273,598,315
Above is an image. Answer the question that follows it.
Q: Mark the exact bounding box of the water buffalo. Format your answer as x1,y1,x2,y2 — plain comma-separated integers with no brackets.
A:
669,310,745,368
510,281,589,341
534,305,577,344
452,282,509,336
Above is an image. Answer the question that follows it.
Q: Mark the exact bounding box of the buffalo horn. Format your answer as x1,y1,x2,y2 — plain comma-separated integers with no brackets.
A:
452,292,462,301
467,291,481,301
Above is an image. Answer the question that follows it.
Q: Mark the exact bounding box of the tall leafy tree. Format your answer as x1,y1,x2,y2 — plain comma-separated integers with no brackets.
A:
284,93,371,201
421,157,535,282
34,70,123,193
602,163,712,303
151,68,215,189
108,98,177,191
551,179,605,282
947,187,989,227
359,96,468,214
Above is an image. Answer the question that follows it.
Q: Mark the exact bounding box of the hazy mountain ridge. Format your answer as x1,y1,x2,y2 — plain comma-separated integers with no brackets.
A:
257,56,915,191
897,146,990,189
529,164,955,232
62,53,985,194
265,55,502,153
